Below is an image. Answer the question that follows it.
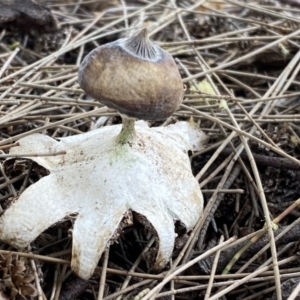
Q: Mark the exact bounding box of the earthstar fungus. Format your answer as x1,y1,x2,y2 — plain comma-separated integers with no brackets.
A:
0,29,205,280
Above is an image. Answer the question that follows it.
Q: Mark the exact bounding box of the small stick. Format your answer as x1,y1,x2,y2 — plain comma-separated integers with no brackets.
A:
204,236,224,300
287,281,300,300
182,27,300,82
223,100,281,299
0,161,17,196
220,147,300,170
198,153,233,186
0,107,108,146
0,151,66,158
0,172,27,190
98,247,110,300
30,258,45,300
196,164,242,250
0,47,20,78
259,242,296,270
116,236,155,300
181,104,300,168
49,270,59,300
201,189,244,194
19,162,32,194
142,237,236,300
228,199,300,274
54,264,68,300
169,258,175,300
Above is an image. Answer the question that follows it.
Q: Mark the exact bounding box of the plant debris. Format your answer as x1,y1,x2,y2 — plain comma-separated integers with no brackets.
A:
1,0,300,299
0,0,58,33
0,253,37,300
